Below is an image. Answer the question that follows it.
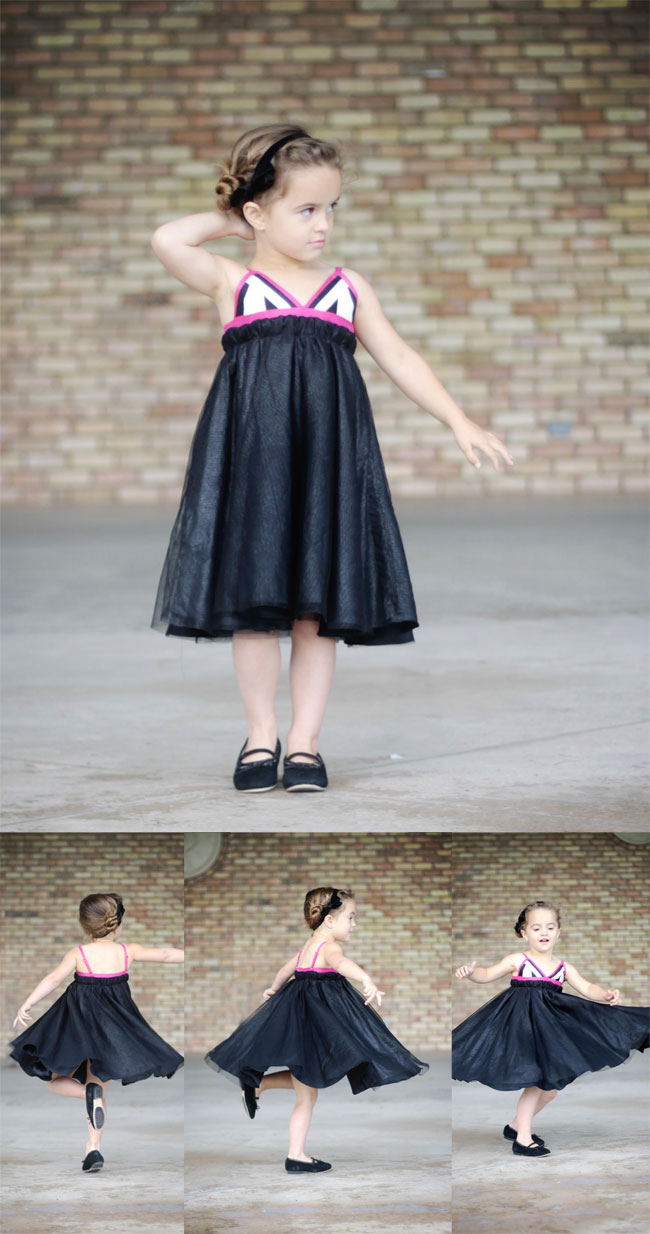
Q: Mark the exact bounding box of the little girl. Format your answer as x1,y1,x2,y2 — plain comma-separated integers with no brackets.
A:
9,893,184,1173
150,122,513,794
452,900,649,1158
205,886,428,1172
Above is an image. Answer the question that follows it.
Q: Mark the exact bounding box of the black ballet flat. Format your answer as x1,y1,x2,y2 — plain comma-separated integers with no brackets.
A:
503,1124,544,1146
85,1082,104,1130
233,738,281,792
282,752,328,793
241,1082,258,1119
284,1156,332,1173
512,1140,551,1157
82,1149,104,1172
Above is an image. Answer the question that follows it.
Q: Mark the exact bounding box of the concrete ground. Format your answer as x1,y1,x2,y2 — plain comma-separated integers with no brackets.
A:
185,1053,448,1234
1,496,647,831
452,1052,650,1234
0,1060,183,1234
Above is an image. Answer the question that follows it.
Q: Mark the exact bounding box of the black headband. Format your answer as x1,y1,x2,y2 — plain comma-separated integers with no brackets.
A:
109,894,125,926
318,889,342,924
230,130,309,208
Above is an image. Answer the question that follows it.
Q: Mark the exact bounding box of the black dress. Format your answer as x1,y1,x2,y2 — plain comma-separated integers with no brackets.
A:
151,267,419,647
9,944,183,1086
452,955,650,1093
205,941,428,1094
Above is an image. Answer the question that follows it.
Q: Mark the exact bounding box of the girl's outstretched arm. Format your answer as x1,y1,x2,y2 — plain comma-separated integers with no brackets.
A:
127,944,184,963
349,268,513,472
564,961,620,1005
12,948,78,1028
323,942,385,1007
454,953,521,984
263,951,301,1000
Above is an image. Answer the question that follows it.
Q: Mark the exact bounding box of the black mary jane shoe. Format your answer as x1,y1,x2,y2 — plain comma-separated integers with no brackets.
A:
503,1124,544,1146
85,1082,104,1130
285,1156,332,1173
282,752,328,793
241,1082,258,1119
233,738,281,793
82,1149,104,1173
512,1140,551,1157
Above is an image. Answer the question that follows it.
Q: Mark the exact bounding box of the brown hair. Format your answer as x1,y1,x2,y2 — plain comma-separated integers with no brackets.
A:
514,901,561,938
304,886,354,931
215,123,343,217
79,893,125,939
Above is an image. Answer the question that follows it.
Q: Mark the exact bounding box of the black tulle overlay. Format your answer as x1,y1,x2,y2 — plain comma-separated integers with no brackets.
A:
205,971,428,1094
452,979,650,1092
9,974,183,1086
152,316,419,646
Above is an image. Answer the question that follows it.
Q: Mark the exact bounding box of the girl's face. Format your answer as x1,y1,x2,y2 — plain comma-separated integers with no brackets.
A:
329,899,356,942
520,907,560,952
245,165,342,263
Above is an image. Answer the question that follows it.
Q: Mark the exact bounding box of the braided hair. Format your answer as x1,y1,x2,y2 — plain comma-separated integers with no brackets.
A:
303,886,354,931
79,893,125,939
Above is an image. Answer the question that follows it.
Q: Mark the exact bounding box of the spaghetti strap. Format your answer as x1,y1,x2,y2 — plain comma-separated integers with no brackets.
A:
78,945,92,974
310,941,326,969
121,942,128,972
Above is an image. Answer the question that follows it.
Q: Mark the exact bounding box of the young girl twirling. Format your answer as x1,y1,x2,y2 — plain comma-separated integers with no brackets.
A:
150,122,513,794
452,900,649,1158
9,893,184,1174
205,886,428,1173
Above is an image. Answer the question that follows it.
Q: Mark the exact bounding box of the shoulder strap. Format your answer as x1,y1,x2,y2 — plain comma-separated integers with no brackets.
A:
296,947,302,968
311,940,326,969
78,945,92,974
121,942,128,971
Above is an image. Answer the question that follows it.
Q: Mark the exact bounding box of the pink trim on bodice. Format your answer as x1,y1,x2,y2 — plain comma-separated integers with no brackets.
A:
295,940,338,973
512,953,565,987
221,266,357,335
77,942,128,977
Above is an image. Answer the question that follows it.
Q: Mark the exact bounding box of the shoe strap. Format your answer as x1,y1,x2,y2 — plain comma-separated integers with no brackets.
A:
240,747,277,759
285,752,321,764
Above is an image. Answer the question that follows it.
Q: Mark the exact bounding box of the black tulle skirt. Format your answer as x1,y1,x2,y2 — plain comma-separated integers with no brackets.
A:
9,974,183,1086
205,971,428,1094
452,979,650,1092
151,316,418,647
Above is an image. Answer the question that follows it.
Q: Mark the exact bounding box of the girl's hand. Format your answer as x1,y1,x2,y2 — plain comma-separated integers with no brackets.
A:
262,987,276,1001
605,988,620,1005
455,961,477,980
13,1005,32,1028
227,211,255,242
362,980,385,1008
453,418,513,472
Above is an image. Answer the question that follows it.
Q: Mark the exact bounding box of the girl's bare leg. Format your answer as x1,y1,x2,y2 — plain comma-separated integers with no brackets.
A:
84,1063,108,1153
287,1073,318,1161
510,1086,557,1136
256,1069,293,1098
47,1073,85,1099
286,617,336,760
513,1086,556,1145
232,630,281,761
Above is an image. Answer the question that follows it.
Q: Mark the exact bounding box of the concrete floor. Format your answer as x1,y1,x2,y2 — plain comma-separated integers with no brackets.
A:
0,1060,183,1234
1,497,647,831
452,1052,650,1234
185,1053,448,1234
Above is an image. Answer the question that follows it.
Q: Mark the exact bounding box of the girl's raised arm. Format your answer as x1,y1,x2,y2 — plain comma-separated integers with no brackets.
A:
151,211,252,299
564,961,620,1005
323,942,385,1008
454,953,521,984
263,951,301,1000
348,267,513,473
12,947,79,1028
127,944,184,964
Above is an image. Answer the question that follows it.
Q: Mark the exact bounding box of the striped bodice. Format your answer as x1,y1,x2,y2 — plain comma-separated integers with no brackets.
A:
512,954,566,986
223,266,358,335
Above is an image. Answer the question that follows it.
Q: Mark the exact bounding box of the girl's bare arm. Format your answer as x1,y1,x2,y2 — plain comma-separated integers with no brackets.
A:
13,948,79,1025
151,211,252,298
127,944,184,964
264,951,301,997
455,953,522,983
324,943,385,1007
564,961,620,1004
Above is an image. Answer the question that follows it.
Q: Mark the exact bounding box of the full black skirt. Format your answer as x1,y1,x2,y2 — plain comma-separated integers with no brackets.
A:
152,316,418,647
9,974,184,1086
205,971,428,1094
452,980,650,1092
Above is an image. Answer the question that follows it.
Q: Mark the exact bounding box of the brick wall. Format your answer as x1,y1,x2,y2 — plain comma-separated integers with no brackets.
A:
1,833,184,1048
185,832,450,1052
452,833,649,1026
2,0,647,507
